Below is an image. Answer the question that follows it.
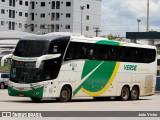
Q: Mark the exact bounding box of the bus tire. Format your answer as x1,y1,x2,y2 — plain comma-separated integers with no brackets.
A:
120,86,129,101
57,86,71,102
30,97,42,102
0,83,5,89
130,86,139,100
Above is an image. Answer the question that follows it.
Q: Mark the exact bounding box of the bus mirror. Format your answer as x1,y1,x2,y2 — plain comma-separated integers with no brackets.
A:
1,54,13,67
35,54,61,68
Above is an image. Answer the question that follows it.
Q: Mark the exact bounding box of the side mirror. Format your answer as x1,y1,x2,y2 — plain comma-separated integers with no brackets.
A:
35,54,61,68
1,54,13,67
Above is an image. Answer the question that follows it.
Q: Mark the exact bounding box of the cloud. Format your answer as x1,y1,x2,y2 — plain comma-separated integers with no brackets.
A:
101,0,160,36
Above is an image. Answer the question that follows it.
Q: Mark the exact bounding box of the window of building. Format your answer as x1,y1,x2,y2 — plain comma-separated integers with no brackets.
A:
66,2,71,6
56,24,59,32
87,4,90,9
51,24,54,32
9,0,12,6
86,26,89,31
19,12,22,16
13,0,15,7
19,23,22,28
9,10,15,18
52,1,55,9
51,13,55,20
9,21,15,30
86,15,89,20
1,9,5,14
1,21,4,26
66,13,71,18
56,1,60,9
19,0,23,5
56,13,60,20
40,24,45,29
25,13,28,17
65,25,70,29
41,2,45,7
31,1,35,9
31,13,34,21
40,13,45,18
25,1,28,6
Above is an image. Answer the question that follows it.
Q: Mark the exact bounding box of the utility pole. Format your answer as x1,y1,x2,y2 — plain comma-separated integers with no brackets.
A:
146,0,149,32
94,27,101,37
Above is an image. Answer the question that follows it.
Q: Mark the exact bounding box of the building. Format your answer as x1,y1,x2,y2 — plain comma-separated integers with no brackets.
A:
0,0,102,36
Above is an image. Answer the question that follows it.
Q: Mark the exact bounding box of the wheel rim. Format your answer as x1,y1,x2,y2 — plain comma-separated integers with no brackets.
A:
62,90,68,99
122,88,129,100
131,89,138,100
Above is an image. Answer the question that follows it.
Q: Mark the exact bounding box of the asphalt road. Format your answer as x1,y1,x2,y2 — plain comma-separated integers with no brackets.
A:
0,89,160,120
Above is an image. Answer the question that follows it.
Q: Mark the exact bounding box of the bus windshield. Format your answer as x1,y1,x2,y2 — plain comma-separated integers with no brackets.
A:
14,40,49,57
10,61,46,83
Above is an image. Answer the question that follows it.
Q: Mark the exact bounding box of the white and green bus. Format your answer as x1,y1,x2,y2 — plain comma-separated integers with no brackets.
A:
1,33,157,102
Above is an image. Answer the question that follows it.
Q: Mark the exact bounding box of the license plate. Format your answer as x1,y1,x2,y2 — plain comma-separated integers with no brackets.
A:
19,94,25,97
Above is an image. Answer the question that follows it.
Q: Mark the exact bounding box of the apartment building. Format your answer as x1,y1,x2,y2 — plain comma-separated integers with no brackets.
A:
0,0,101,36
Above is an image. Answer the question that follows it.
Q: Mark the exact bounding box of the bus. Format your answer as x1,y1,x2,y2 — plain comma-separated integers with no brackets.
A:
1,33,157,102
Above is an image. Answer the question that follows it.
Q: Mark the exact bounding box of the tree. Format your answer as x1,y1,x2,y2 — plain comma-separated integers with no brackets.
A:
101,33,125,42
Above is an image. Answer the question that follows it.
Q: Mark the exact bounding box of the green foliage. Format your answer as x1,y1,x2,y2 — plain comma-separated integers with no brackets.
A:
101,33,125,42
0,63,11,72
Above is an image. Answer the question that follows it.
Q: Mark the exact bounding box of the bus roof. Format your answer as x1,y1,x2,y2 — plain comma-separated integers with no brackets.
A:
21,32,156,50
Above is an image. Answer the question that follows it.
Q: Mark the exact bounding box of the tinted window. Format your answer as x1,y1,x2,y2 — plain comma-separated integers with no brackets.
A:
64,42,156,63
14,40,49,57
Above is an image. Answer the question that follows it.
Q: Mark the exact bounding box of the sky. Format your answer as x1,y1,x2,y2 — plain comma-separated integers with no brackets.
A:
101,0,160,37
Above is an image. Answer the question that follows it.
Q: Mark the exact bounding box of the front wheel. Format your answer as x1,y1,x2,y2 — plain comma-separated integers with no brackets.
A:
30,97,42,102
57,86,71,102
120,86,130,101
130,87,139,100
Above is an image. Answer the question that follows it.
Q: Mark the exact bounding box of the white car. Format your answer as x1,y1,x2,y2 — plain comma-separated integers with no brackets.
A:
0,72,9,89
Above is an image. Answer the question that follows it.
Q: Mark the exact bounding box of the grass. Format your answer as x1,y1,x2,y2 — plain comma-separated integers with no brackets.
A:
0,63,11,72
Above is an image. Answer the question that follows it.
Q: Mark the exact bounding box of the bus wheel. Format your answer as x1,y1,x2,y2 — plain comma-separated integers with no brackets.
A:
130,87,139,100
120,86,129,101
30,97,42,102
0,83,5,89
57,86,71,102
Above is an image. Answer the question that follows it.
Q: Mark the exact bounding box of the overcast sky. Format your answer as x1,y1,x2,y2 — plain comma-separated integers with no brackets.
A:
101,0,160,37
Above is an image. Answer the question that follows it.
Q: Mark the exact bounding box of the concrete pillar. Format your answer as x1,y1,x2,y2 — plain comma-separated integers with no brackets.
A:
130,39,137,43
148,40,154,45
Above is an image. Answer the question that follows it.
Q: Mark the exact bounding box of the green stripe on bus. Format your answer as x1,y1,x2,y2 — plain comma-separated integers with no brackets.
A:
96,40,120,46
8,87,44,99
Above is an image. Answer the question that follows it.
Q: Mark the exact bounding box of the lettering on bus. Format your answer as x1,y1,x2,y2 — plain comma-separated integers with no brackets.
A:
124,65,137,71
70,63,77,70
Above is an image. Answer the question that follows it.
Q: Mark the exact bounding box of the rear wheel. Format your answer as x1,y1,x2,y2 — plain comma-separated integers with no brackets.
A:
30,97,42,102
0,83,5,89
130,87,139,100
57,86,71,102
120,86,130,101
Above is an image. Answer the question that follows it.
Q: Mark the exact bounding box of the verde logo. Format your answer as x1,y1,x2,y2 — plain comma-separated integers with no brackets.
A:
70,63,77,70
124,65,137,71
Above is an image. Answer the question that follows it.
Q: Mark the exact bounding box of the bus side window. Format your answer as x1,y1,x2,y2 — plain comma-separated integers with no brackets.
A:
88,44,96,60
